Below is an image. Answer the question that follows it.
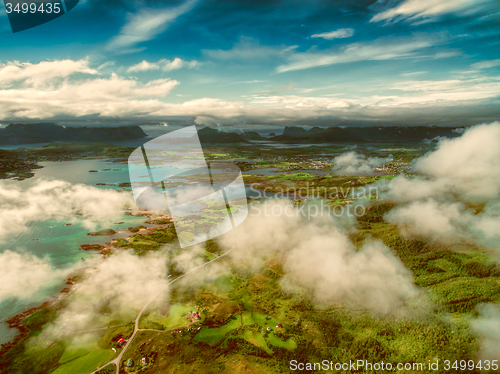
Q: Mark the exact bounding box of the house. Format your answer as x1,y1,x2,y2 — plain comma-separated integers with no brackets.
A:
276,324,283,328
126,359,133,367
141,357,148,366
117,338,125,345
194,313,201,320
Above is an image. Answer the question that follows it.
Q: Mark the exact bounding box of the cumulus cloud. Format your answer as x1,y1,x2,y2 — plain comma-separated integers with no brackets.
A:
332,152,392,175
0,71,179,119
106,0,197,53
127,58,199,72
471,304,500,360
311,28,354,40
162,58,199,71
127,60,160,72
219,200,420,316
1,58,499,125
47,251,169,335
382,122,500,249
371,0,498,24
0,250,72,301
0,59,97,87
385,199,472,242
383,175,454,203
412,121,500,201
0,179,132,240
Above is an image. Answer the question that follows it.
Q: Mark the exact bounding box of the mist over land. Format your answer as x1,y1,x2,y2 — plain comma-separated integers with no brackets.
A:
1,0,500,371
0,121,499,373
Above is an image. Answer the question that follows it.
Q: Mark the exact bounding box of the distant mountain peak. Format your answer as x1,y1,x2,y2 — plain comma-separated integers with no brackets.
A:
0,123,148,145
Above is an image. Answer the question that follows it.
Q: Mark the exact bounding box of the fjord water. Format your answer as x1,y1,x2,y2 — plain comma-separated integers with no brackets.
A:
0,159,148,345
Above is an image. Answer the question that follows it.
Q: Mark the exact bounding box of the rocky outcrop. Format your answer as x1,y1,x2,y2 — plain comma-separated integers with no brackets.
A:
87,228,116,236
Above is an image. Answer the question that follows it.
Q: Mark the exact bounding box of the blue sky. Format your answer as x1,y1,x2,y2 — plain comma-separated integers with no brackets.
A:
0,0,499,127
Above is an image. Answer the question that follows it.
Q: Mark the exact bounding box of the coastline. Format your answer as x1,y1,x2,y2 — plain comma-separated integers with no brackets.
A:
0,273,78,358
0,211,171,360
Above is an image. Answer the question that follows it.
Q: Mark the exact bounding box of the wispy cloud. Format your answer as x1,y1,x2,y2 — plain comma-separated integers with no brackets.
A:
311,28,354,40
471,59,500,70
127,58,199,72
203,36,297,60
107,0,197,53
277,34,440,73
371,0,498,25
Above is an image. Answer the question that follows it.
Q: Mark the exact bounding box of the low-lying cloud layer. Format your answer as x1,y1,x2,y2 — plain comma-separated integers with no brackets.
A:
48,251,169,336
472,304,500,360
219,200,420,316
332,151,392,175
0,179,132,240
0,250,69,301
382,122,500,249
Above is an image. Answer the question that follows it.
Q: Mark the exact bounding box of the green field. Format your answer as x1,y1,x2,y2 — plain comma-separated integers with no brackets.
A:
194,316,242,345
51,350,115,374
2,141,499,374
139,304,195,330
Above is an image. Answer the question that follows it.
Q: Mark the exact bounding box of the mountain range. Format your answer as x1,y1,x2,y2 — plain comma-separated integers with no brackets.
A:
0,123,148,145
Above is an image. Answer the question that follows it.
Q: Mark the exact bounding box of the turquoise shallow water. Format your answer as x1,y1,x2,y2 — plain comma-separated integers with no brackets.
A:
0,159,149,345
0,154,286,344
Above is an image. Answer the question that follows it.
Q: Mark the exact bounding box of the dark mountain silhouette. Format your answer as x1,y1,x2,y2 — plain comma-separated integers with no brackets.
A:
282,127,308,136
240,131,263,140
308,126,325,133
271,126,462,143
197,127,247,144
0,123,148,145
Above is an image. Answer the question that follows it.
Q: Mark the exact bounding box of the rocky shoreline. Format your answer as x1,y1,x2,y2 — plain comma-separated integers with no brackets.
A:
0,274,79,358
0,210,173,356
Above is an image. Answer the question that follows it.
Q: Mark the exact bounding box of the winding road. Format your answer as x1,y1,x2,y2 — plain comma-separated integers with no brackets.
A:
90,249,232,374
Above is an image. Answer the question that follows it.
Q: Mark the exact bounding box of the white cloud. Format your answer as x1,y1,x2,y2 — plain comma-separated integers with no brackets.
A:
333,152,393,175
219,200,420,316
471,59,500,70
311,28,354,40
371,0,497,24
203,36,297,60
0,59,499,125
127,60,160,72
412,121,500,200
0,72,179,119
107,0,197,53
0,179,132,240
0,59,97,87
277,34,439,73
46,251,169,336
384,77,500,105
162,57,199,71
385,199,472,241
382,122,500,249
127,58,199,72
0,250,70,301
472,304,500,360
